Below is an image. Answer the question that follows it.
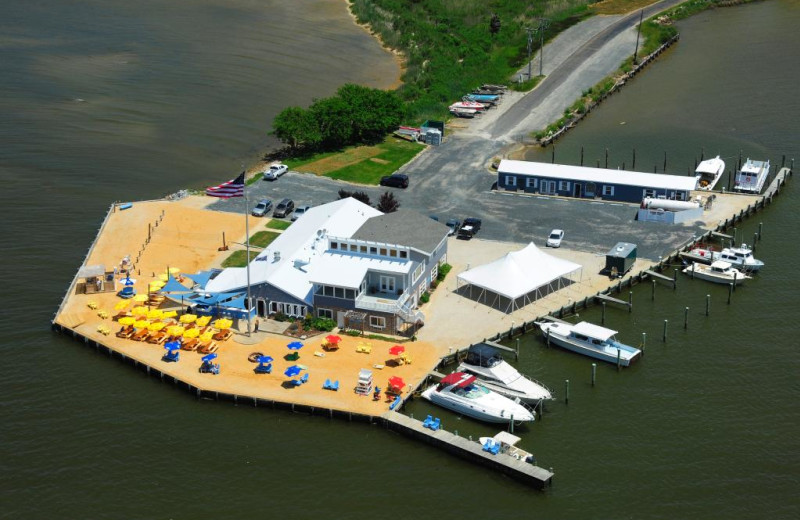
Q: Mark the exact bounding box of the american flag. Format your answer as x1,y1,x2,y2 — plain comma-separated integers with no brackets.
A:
206,172,245,198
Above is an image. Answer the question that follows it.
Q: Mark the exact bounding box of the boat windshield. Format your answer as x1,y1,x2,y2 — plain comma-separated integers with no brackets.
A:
452,383,489,399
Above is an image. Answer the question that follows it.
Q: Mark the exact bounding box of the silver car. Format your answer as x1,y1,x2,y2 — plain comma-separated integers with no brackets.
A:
251,199,273,217
291,205,311,221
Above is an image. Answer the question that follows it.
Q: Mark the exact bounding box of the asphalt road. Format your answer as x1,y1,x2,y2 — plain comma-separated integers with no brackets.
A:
211,0,702,260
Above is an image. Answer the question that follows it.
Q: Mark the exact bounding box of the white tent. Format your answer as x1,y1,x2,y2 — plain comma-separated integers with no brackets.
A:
456,242,582,313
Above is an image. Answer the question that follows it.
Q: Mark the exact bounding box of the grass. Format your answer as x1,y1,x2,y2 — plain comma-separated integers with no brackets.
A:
266,219,291,230
249,231,281,248
285,136,425,183
221,250,258,268
590,0,658,15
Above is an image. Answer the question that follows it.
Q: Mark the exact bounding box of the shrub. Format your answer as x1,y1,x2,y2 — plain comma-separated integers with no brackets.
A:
437,263,452,281
420,291,430,304
310,317,336,332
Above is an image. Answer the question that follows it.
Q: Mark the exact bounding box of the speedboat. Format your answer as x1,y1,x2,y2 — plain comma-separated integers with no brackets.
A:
479,431,537,464
536,321,641,366
717,244,764,272
449,107,477,118
457,344,552,403
734,158,770,193
421,372,535,424
449,101,486,111
683,260,750,285
695,155,725,191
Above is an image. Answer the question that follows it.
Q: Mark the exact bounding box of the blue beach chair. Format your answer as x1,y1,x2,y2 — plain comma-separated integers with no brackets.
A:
422,415,433,428
331,380,339,391
430,417,441,431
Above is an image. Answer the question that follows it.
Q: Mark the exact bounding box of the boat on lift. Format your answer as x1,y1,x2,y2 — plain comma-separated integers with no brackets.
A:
695,155,726,191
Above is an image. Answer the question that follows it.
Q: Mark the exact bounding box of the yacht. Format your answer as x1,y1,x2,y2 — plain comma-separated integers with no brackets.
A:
734,158,770,193
684,243,764,272
683,260,750,285
457,344,552,403
694,155,726,191
421,372,535,424
536,321,641,366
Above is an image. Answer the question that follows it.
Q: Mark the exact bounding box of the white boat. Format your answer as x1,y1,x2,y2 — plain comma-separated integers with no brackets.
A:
734,158,770,193
479,431,537,464
457,344,552,404
695,155,726,191
420,372,535,424
684,243,764,272
537,321,641,366
449,107,477,118
683,260,750,285
449,101,486,111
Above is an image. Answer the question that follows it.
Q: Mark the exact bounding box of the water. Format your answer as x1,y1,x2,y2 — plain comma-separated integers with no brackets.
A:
2,1,799,518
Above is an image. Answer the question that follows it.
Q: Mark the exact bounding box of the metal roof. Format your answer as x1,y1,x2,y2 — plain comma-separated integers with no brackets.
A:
499,159,698,191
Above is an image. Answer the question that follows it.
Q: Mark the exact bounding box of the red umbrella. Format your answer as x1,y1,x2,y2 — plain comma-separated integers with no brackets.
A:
325,334,342,344
389,345,405,356
388,376,405,391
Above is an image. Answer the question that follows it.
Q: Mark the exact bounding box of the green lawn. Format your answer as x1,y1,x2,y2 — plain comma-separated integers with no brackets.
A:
249,231,281,248
284,137,425,185
221,250,258,268
266,219,291,230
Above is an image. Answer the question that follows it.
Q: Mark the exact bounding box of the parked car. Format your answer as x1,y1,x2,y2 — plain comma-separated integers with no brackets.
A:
445,218,461,236
273,198,295,218
251,199,273,217
429,215,439,222
379,173,409,188
263,163,288,181
546,229,565,248
458,217,482,240
291,205,311,221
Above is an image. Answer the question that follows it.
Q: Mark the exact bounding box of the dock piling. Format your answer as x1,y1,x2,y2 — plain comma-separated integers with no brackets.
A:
684,307,689,329
673,268,678,289
564,380,570,404
515,338,520,361
591,363,597,386
706,294,710,316
663,319,668,342
601,301,606,325
652,279,656,300
728,283,733,304
616,349,621,370
758,222,763,240
628,291,633,312
641,332,646,356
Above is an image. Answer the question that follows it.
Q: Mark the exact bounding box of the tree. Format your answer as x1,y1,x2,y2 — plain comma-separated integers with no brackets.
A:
310,96,353,150
338,189,371,207
336,84,404,145
489,13,501,38
377,191,400,213
271,106,320,150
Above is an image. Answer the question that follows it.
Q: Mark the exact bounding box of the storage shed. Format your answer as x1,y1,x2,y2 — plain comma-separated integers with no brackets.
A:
604,243,637,277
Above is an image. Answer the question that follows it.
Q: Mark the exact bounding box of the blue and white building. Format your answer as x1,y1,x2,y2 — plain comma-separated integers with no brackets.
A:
497,159,698,203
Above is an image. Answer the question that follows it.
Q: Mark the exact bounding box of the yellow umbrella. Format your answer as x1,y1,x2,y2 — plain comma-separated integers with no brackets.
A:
196,315,211,327
162,310,178,319
199,332,214,342
114,300,132,311
149,281,165,291
148,321,165,332
147,309,164,320
167,325,185,336
133,294,149,303
183,328,200,339
131,306,148,316
179,313,197,324
166,267,180,275
118,316,136,326
134,319,150,329
214,318,233,330
158,273,169,282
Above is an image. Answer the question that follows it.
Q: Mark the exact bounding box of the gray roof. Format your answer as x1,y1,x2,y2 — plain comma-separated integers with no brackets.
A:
352,209,449,255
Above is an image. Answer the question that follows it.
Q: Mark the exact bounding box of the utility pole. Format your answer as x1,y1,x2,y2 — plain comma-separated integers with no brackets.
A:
526,27,533,79
633,9,644,65
535,17,550,77
243,167,252,337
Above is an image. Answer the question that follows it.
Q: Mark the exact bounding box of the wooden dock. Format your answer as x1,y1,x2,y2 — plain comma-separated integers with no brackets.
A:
383,411,554,488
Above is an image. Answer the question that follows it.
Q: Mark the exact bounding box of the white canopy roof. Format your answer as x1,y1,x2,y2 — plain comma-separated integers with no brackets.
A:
457,242,582,300
572,322,617,341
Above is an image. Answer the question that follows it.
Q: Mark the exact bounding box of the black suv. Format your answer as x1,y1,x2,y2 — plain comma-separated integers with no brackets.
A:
379,173,409,188
273,198,295,218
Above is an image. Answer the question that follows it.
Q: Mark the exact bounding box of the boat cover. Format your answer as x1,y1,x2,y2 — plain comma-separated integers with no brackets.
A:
572,322,617,341
440,372,476,387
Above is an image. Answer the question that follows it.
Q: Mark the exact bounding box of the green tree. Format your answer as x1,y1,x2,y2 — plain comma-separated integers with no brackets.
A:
490,13,501,38
271,106,320,150
377,191,400,213
310,96,353,150
337,84,404,144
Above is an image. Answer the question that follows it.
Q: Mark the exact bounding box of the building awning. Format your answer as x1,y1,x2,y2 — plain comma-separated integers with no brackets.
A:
78,265,105,278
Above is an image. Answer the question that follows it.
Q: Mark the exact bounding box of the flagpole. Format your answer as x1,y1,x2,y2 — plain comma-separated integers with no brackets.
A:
244,172,252,337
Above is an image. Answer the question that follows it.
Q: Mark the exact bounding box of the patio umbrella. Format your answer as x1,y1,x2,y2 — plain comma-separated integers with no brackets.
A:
179,313,197,324
161,310,178,319
325,334,342,344
118,316,136,326
199,331,214,342
389,345,405,356
182,328,199,339
133,294,149,303
287,341,304,351
158,273,169,282
388,376,405,391
122,277,135,286
147,321,165,332
164,341,181,351
284,365,303,377
167,325,185,337
258,355,274,364
134,319,150,329
201,353,217,363
131,306,148,316
148,281,165,291
166,267,181,275
214,318,233,330
114,300,132,311
196,315,211,327
147,309,164,320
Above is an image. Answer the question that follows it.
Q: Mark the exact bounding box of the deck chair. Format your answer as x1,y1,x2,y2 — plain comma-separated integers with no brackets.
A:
430,418,441,431
323,379,332,390
331,380,339,391
255,363,272,374
147,332,167,344
132,329,149,341
181,338,199,351
198,341,218,354
116,326,134,339
422,415,433,428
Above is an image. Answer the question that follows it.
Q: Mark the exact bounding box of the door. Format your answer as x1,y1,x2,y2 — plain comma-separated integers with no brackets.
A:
336,311,346,328
256,299,267,317
573,183,583,198
379,275,395,293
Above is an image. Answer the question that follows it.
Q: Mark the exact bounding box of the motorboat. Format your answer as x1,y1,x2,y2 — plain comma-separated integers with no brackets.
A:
717,244,764,272
683,260,750,285
479,431,537,464
457,344,552,403
536,321,641,366
695,155,726,191
449,101,486,111
420,372,535,424
449,107,477,118
464,93,499,104
734,158,770,193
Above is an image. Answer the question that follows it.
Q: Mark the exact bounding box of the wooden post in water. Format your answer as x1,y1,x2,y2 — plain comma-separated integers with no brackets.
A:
701,147,705,161
641,332,646,356
663,151,667,172
728,283,733,304
673,268,678,290
733,271,737,292
546,328,551,347
758,222,763,240
591,363,597,386
581,146,584,166
652,279,656,300
706,294,710,316
691,262,695,279
605,148,609,168
616,349,621,370
628,291,633,312
632,148,636,169
551,144,555,164
515,338,520,361
663,319,668,342
752,234,758,254
601,301,606,324
564,379,570,404
684,307,689,329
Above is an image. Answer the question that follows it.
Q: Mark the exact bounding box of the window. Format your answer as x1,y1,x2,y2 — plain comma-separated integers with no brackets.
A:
349,244,358,252
412,264,424,283
369,316,386,329
526,177,537,188
334,287,344,299
379,276,395,292
643,188,656,198
389,249,397,258
505,175,517,186
559,180,571,191
399,250,408,259
360,245,367,253
585,182,596,196
602,185,615,196
323,286,333,297
317,308,333,319
345,289,355,299
540,180,556,194
330,242,338,250
430,263,438,281
369,246,377,255
379,248,387,256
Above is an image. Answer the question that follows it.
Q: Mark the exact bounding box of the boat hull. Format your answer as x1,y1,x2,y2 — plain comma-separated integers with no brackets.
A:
683,265,749,285
421,387,533,424
457,364,552,403
545,334,635,366
538,322,640,366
